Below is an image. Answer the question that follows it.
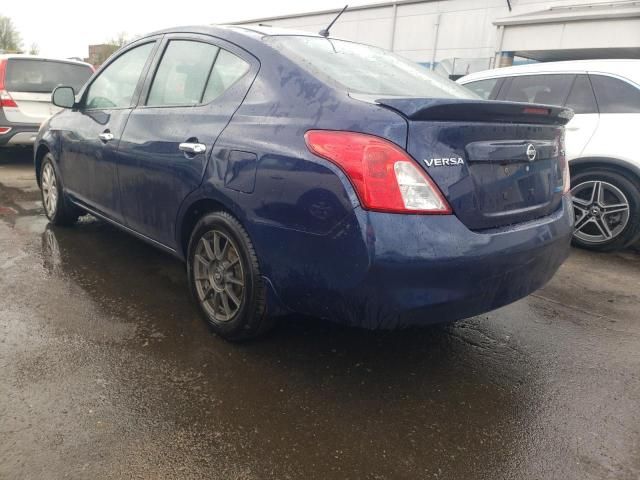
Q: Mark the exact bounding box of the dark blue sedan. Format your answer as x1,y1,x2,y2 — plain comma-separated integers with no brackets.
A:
35,25,574,340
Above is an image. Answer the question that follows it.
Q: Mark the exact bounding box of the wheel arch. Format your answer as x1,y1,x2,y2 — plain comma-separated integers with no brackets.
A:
569,156,640,250
34,142,51,188
569,157,640,189
178,194,291,321
177,196,243,261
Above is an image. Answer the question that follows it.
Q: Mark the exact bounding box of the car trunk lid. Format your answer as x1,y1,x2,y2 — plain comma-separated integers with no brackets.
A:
372,97,572,230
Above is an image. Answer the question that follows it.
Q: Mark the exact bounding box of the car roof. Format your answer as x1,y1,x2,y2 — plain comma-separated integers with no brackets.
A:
459,59,640,86
230,25,324,38
0,53,93,68
140,24,323,41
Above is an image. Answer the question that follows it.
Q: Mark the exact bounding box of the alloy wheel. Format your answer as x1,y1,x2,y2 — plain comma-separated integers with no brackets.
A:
571,180,630,245
193,230,245,322
41,163,58,217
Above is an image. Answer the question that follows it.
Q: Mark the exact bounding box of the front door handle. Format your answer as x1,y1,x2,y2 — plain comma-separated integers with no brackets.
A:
179,142,207,155
98,131,114,142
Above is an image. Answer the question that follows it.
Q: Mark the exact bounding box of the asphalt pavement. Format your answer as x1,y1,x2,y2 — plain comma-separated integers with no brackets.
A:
1,149,639,479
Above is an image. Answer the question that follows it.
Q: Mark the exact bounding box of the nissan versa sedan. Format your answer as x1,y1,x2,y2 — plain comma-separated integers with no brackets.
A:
35,26,574,341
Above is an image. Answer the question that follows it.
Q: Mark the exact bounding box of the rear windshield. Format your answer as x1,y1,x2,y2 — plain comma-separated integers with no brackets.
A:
5,59,93,93
264,36,477,99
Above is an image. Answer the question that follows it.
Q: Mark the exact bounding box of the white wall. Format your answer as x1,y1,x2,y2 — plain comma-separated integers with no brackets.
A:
235,0,636,66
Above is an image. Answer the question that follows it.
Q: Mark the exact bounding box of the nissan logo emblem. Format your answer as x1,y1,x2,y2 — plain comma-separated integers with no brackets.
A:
526,144,537,162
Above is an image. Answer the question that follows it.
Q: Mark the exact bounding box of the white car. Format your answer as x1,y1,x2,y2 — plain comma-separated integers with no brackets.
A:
0,55,93,147
459,60,640,251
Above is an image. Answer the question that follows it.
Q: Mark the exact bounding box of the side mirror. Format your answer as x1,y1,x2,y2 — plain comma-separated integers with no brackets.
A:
52,86,76,109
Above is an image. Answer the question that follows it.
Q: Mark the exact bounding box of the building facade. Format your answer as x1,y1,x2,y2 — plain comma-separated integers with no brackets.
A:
84,44,120,68
234,0,640,76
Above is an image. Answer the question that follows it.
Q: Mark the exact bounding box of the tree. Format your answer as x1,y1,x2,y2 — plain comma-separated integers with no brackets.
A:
0,15,22,52
112,32,128,47
28,42,39,55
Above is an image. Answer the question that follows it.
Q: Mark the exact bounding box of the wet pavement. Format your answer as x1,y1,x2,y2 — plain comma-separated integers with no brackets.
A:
1,149,639,480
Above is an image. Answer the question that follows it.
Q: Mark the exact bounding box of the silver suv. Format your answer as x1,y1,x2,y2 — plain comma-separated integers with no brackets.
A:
0,55,93,147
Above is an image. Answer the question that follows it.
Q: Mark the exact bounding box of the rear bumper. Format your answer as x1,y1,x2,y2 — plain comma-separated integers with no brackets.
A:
0,123,39,146
0,109,39,146
257,196,574,329
351,196,574,328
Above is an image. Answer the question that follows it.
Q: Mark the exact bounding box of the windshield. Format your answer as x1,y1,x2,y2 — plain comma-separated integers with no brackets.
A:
5,59,93,93
265,36,477,99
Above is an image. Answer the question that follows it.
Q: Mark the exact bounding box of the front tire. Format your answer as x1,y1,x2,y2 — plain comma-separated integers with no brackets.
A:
40,154,80,226
187,211,273,341
570,168,640,251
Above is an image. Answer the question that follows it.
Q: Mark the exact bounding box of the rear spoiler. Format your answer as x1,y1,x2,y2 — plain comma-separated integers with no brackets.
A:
351,95,574,126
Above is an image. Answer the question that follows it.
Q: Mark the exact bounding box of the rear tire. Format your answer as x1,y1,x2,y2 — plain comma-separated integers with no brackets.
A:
187,211,273,341
40,154,81,226
570,168,640,251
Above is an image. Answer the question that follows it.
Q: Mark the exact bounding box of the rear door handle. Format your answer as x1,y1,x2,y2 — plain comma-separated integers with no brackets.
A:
98,132,114,142
179,142,207,155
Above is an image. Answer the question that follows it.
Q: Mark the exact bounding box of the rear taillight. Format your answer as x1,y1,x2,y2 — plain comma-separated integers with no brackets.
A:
0,90,17,108
0,127,11,135
305,130,451,214
0,59,17,108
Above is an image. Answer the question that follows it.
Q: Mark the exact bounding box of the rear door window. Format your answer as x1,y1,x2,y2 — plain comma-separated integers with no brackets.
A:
564,75,597,114
462,78,501,100
202,50,250,103
146,40,249,107
5,59,92,93
500,74,574,106
589,74,640,113
85,42,155,109
147,40,220,106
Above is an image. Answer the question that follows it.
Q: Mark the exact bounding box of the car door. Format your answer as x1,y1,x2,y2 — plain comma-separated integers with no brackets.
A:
116,34,257,248
583,73,640,162
562,74,599,161
60,40,159,221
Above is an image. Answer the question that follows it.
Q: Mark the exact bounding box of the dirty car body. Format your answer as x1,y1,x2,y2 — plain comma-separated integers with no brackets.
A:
34,26,574,338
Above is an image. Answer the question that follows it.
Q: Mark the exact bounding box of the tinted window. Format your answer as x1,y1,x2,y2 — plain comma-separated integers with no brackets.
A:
501,74,574,106
564,75,597,114
590,74,640,113
147,40,220,106
463,78,500,100
202,50,250,103
265,36,477,99
5,59,92,93
85,43,154,109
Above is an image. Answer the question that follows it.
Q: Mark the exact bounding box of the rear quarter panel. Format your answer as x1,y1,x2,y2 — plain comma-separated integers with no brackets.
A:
180,37,408,298
580,113,640,169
